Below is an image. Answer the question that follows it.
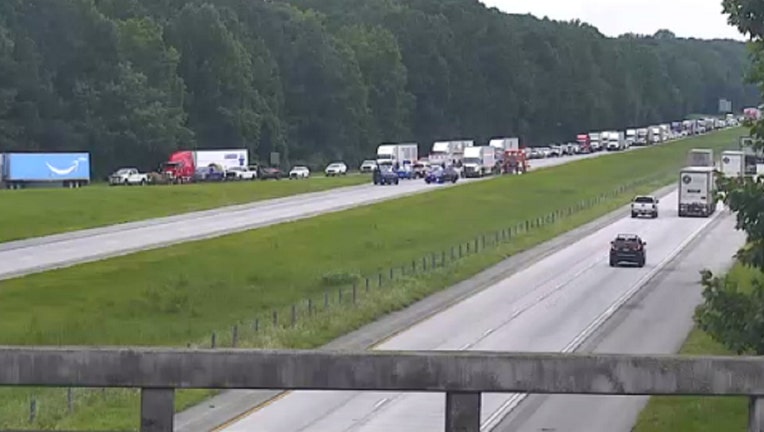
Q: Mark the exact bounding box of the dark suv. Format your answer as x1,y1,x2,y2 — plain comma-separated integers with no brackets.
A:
609,234,647,267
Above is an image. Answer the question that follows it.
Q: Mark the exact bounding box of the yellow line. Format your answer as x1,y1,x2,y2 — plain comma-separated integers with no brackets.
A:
210,390,293,431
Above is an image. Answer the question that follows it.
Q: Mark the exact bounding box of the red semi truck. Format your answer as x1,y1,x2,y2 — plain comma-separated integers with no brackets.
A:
162,149,248,183
576,134,591,153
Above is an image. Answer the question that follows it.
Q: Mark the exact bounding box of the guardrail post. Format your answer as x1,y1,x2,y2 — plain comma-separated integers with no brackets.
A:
445,391,480,432
141,388,174,432
749,396,764,432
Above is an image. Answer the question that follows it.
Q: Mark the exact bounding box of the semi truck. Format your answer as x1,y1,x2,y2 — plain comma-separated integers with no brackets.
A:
376,143,418,168
678,166,716,217
576,134,591,153
462,146,497,178
605,131,626,151
720,150,745,178
635,128,648,145
2,152,91,189
686,148,714,167
625,129,637,146
429,140,472,165
162,149,248,184
588,132,602,151
648,126,662,144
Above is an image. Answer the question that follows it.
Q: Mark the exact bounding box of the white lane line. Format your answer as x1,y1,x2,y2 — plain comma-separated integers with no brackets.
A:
480,208,721,431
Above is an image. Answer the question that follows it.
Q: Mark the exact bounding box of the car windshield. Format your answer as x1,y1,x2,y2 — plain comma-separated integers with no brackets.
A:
328,164,342,169
228,167,242,171
115,169,133,175
634,197,655,203
463,157,480,164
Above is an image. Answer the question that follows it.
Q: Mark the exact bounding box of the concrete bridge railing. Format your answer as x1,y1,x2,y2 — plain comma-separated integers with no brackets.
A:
2,347,764,432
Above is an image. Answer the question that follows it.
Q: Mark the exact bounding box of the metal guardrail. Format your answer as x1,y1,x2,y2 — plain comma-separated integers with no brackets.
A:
2,347,764,432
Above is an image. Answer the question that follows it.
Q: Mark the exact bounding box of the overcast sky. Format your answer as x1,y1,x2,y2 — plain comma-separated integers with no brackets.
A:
480,0,746,41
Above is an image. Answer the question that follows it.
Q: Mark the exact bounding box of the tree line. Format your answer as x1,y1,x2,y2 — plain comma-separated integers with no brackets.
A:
0,0,758,176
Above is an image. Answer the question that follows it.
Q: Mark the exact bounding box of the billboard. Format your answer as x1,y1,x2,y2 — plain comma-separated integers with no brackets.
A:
3,153,91,182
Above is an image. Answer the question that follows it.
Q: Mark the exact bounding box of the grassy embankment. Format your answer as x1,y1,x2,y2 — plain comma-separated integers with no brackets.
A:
0,174,367,243
633,261,760,432
0,128,743,430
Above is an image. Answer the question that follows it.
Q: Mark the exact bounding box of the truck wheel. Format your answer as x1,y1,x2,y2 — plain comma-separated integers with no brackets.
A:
638,257,646,268
652,211,658,218
140,179,146,186
631,212,637,218
609,258,617,267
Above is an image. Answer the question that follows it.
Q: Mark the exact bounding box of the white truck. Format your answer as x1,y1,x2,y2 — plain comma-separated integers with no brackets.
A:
429,140,473,166
109,168,150,186
631,195,660,218
635,128,648,145
588,132,602,151
686,148,714,167
376,143,418,168
649,126,662,144
678,166,717,217
462,146,497,178
625,129,637,146
605,131,626,151
488,137,519,152
720,150,745,178
659,124,670,142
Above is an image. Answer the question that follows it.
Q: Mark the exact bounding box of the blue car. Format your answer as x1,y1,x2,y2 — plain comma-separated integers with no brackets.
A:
396,163,415,179
425,166,459,184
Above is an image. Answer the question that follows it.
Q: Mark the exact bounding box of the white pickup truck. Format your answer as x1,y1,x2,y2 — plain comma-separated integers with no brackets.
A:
109,168,150,186
631,195,659,218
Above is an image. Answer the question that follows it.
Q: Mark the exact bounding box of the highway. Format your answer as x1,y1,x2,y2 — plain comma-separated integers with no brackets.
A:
0,150,615,281
496,209,745,432
218,189,727,432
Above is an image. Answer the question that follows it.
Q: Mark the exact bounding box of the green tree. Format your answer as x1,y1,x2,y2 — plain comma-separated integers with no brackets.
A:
693,0,764,354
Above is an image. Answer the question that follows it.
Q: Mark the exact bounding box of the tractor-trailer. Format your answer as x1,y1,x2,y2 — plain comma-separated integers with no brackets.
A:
2,152,91,189
686,148,714,167
462,146,497,178
162,149,248,183
720,150,744,178
678,166,716,217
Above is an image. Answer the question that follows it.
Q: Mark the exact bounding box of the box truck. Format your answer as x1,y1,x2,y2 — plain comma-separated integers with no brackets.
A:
462,146,497,178
376,143,418,168
720,150,744,178
162,149,248,183
2,152,91,189
678,166,716,217
429,140,472,165
686,149,714,167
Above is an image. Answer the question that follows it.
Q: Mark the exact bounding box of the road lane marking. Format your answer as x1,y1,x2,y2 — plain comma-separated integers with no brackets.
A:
480,207,721,431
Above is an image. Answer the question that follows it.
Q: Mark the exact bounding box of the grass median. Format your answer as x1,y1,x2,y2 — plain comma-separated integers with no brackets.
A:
632,262,759,432
0,128,743,430
0,174,367,243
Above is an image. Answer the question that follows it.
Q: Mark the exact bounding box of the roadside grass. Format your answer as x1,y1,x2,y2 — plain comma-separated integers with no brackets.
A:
632,262,763,432
0,128,741,430
0,174,367,243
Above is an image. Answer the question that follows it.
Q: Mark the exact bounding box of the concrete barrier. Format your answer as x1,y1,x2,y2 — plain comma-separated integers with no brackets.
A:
1,347,763,431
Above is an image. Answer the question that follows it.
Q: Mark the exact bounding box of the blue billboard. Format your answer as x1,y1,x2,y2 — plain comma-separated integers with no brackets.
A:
3,152,91,182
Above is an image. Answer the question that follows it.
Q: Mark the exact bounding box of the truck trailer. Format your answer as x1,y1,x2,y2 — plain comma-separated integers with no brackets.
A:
162,149,248,183
720,150,745,178
2,152,91,189
686,148,714,167
678,166,716,217
462,146,497,178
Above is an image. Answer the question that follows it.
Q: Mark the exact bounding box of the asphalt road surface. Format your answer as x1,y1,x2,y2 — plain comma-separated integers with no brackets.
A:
0,150,614,281
218,189,724,432
495,209,745,432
